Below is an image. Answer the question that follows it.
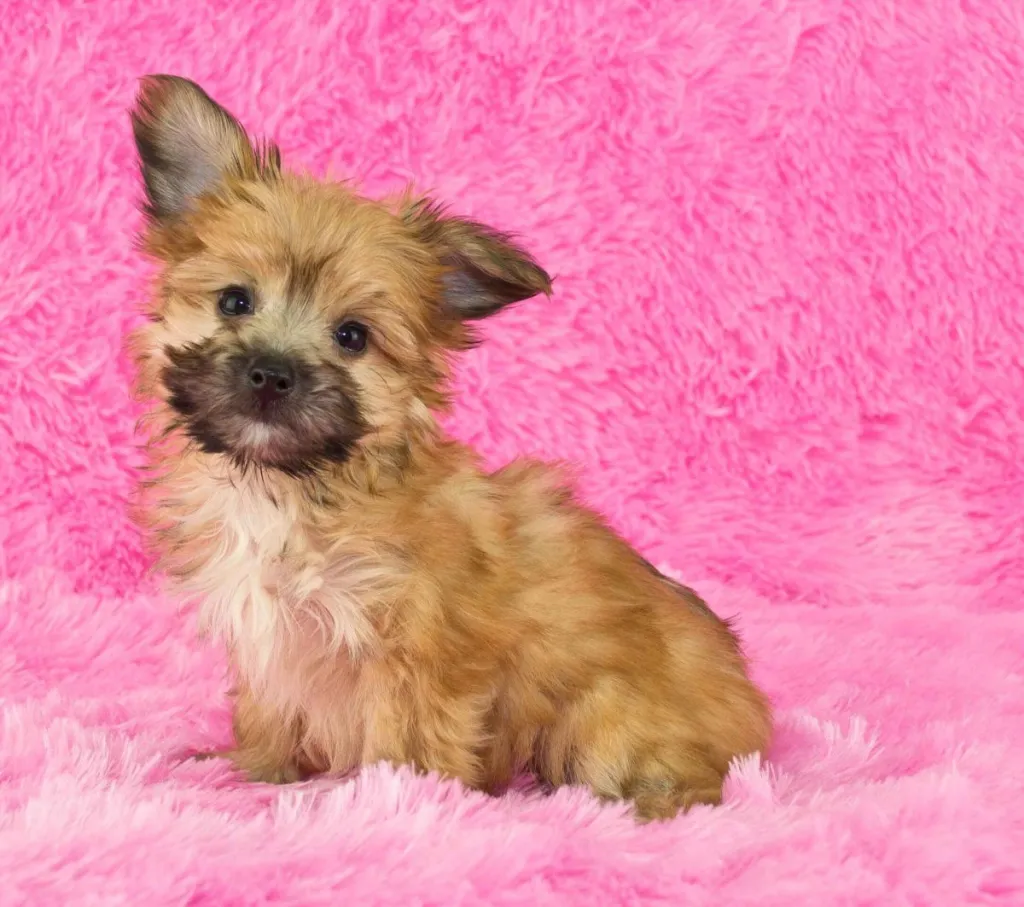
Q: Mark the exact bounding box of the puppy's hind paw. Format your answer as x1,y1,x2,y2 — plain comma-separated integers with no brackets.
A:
625,776,724,822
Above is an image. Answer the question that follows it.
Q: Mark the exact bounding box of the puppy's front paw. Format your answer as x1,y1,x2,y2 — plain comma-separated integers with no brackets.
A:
241,761,307,785
180,747,307,784
229,747,312,784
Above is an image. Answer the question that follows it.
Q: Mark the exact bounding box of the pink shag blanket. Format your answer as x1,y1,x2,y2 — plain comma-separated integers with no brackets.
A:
2,1,1023,903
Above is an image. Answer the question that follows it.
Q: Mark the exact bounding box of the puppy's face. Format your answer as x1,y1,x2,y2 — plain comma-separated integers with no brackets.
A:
130,76,550,476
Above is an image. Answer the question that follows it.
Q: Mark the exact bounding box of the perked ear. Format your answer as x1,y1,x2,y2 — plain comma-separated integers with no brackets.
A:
130,75,276,223
404,199,553,320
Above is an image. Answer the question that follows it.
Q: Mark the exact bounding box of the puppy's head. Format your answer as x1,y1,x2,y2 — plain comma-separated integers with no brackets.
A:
130,75,550,477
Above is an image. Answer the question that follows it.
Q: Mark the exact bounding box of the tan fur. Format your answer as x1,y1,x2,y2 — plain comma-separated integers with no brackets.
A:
129,75,772,821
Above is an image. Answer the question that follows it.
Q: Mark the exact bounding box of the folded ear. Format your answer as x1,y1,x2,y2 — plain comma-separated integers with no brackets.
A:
130,75,275,223
404,199,552,320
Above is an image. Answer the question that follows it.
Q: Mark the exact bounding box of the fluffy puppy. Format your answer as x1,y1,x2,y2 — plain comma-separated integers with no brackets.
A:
128,75,771,821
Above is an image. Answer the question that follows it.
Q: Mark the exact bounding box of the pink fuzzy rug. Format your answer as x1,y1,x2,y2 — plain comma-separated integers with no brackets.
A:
2,0,1023,903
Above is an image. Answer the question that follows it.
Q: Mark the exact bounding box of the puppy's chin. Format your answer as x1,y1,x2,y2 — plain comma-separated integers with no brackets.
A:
192,417,359,478
167,398,362,477
206,404,363,475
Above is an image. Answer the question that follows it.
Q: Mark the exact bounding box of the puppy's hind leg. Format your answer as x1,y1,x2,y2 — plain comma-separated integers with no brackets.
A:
560,685,734,821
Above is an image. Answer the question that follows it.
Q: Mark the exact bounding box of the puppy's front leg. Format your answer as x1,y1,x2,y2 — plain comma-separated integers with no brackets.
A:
362,671,489,789
223,679,313,784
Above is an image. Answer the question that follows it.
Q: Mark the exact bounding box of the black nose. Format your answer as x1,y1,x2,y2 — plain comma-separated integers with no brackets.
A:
247,357,296,407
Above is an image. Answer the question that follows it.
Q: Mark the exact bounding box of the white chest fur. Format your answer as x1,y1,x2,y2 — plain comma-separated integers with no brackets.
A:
163,471,382,695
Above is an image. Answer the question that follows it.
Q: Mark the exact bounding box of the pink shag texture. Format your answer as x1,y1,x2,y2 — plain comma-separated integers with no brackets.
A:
2,0,1023,903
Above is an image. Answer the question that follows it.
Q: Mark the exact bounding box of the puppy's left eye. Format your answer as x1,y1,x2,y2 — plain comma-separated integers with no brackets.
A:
218,286,254,317
335,321,369,354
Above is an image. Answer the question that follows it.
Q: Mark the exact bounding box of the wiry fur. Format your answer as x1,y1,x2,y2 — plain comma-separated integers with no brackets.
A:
129,75,772,820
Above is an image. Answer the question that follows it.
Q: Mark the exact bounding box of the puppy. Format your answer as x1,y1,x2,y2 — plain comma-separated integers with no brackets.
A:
128,75,771,821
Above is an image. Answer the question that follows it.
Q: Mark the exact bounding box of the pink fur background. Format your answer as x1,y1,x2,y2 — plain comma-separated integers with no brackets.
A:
2,0,1023,902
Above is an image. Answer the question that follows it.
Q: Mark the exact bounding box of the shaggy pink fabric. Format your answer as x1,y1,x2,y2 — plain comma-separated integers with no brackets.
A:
2,0,1023,903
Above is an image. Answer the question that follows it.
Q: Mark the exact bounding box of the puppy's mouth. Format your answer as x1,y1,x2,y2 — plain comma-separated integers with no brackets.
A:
161,341,367,476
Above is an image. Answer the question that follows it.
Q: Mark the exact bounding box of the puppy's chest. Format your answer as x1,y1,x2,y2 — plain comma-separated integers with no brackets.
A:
165,478,380,675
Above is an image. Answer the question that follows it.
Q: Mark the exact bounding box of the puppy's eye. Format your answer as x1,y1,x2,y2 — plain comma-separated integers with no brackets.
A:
218,287,254,317
335,321,369,354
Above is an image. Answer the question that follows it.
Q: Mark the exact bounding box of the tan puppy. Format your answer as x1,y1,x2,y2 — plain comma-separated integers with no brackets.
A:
129,75,771,821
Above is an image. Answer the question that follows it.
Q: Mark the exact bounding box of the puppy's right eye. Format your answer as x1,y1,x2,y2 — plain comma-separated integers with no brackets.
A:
217,287,253,317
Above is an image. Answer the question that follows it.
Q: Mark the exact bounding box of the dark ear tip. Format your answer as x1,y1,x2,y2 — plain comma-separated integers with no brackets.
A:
133,76,172,123
134,74,209,115
528,265,553,298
